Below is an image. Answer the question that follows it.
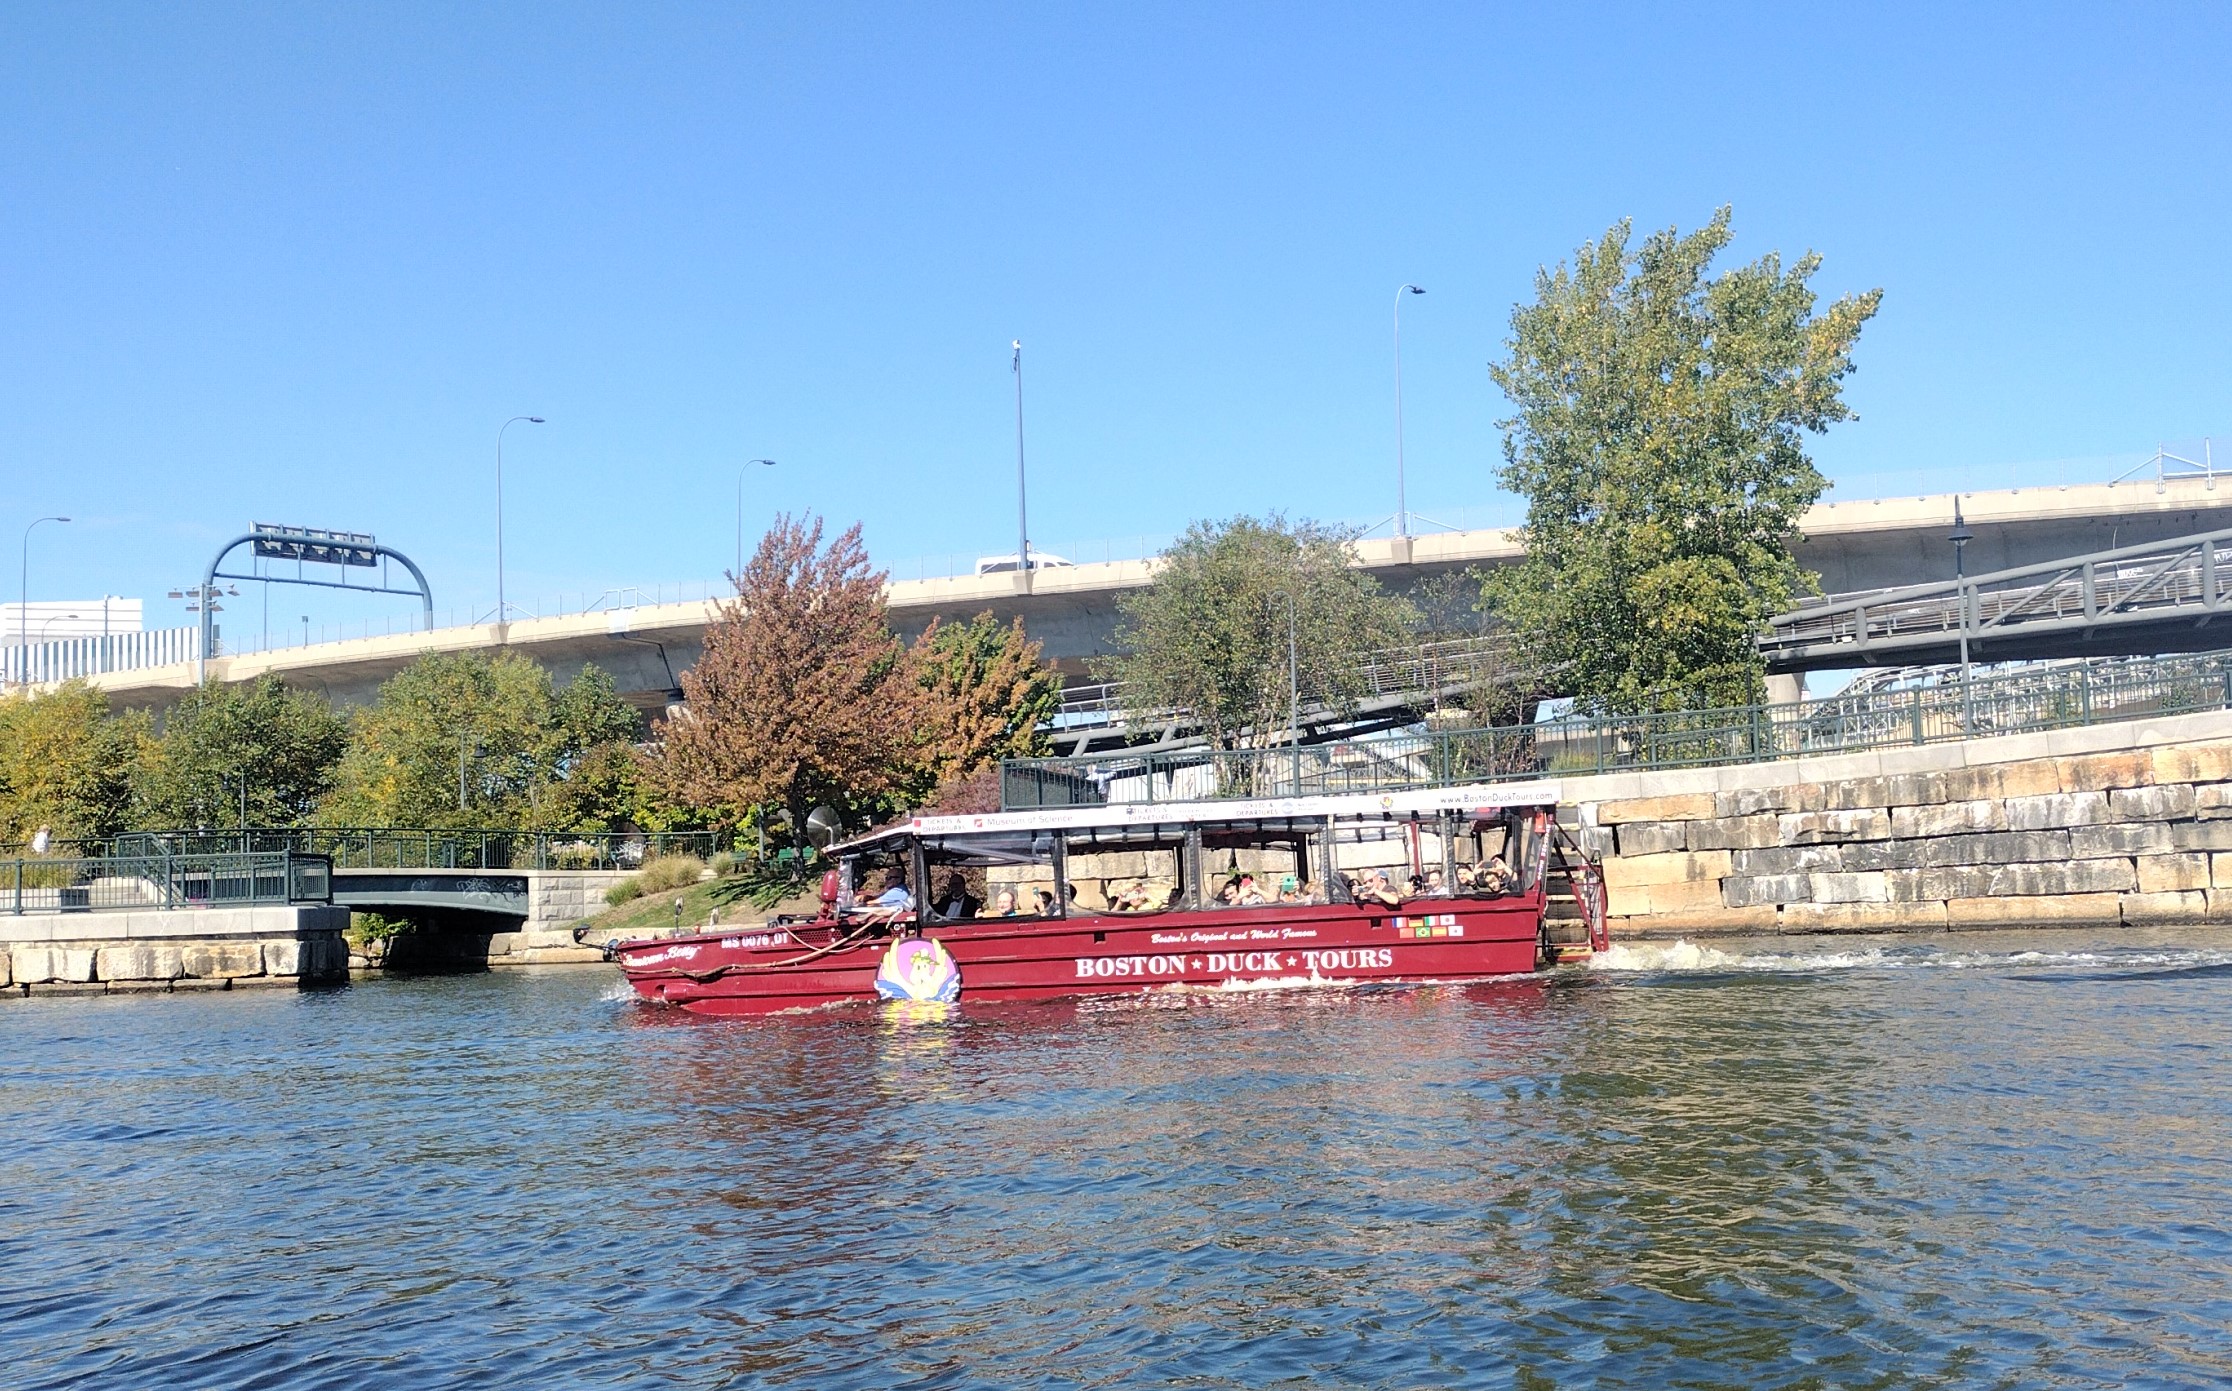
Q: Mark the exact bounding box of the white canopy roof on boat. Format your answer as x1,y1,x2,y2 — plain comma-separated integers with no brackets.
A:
828,780,1562,856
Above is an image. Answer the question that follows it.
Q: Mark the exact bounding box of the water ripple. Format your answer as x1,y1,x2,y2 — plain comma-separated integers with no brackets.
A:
6,930,2232,1387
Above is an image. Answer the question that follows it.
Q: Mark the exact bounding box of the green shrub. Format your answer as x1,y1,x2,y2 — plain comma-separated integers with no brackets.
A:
604,877,645,907
709,851,738,877
636,854,708,894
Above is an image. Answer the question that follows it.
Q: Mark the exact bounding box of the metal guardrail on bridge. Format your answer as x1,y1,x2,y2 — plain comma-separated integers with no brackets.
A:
1764,525,2232,672
107,828,726,872
5,851,330,915
1002,649,2232,808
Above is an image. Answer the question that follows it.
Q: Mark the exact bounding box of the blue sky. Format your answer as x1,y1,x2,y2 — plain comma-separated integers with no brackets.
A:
5,3,2229,641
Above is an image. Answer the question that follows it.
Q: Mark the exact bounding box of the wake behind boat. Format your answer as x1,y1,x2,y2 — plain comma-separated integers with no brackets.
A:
607,782,1607,1016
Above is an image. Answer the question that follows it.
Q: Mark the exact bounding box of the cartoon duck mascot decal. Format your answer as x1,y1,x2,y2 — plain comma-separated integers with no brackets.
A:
875,935,962,1003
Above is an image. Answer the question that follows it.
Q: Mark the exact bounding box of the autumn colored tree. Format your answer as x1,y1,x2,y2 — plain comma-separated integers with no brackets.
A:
651,514,924,838
908,612,1060,795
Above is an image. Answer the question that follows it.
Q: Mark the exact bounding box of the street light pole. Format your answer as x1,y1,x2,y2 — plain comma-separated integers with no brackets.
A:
1950,499,1974,732
735,459,777,581
1012,340,1030,576
1394,284,1425,538
17,515,70,688
495,415,545,627
1267,590,1299,789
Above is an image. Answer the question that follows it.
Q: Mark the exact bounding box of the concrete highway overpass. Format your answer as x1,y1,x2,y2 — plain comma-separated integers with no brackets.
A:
71,474,2232,717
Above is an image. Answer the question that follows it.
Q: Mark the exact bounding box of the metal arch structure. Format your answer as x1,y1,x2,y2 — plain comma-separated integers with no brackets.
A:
197,533,434,684
1763,525,2232,672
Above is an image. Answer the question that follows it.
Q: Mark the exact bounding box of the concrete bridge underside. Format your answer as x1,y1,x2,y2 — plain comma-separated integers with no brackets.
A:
80,476,2232,717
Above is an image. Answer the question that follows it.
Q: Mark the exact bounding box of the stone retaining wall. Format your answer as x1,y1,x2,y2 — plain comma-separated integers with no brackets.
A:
1565,707,2232,937
1,906,352,997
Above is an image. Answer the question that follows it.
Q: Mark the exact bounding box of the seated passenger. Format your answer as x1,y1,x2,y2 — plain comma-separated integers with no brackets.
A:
1357,869,1402,909
990,889,1019,917
1476,855,1514,895
1033,888,1058,916
1235,873,1267,906
935,874,977,920
1277,874,1301,904
1423,868,1448,895
1217,876,1244,906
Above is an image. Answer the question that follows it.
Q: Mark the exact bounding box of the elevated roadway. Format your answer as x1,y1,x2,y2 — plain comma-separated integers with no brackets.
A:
74,474,2232,715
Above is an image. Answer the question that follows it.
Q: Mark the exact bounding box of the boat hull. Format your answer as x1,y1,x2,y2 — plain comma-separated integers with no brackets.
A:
614,894,1552,1016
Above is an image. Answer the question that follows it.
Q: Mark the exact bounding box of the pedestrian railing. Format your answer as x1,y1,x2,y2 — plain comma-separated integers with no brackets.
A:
1001,650,2232,808
4,851,333,915
104,828,725,872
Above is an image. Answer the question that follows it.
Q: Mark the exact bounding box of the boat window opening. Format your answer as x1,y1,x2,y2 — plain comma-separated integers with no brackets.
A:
1326,820,1423,904
839,846,917,922
1062,829,1185,915
1451,813,1520,898
1197,823,1317,907
917,831,1063,923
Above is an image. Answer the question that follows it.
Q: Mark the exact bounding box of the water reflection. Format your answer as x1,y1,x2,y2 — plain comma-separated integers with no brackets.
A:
4,934,2232,1387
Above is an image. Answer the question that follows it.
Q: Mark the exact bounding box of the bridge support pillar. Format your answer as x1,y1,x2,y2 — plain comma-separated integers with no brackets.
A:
1766,673,1804,705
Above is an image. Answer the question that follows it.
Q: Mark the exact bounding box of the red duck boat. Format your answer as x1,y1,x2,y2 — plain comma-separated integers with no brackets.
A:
608,782,1606,1017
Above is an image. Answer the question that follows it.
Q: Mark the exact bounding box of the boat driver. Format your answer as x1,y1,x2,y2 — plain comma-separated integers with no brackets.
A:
856,868,915,928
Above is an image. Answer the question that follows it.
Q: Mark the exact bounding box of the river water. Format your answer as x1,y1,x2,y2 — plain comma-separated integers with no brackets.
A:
6,930,2231,1389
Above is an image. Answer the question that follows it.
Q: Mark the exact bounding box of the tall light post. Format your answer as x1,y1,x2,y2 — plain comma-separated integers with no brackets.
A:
1011,340,1030,577
1393,284,1425,538
735,459,777,580
1267,590,1299,790
495,415,545,626
17,515,70,688
1950,499,1974,731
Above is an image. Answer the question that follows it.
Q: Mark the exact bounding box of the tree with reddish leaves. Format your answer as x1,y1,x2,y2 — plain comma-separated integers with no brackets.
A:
650,514,924,837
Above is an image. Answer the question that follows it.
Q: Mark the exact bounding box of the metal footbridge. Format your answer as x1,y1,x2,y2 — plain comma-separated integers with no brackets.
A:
1045,636,1514,755
1764,525,2232,672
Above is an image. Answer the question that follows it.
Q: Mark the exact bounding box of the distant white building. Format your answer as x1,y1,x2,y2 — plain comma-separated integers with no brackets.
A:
0,599,143,642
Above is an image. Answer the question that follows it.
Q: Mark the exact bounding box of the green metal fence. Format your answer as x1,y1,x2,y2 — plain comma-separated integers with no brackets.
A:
1001,651,2232,808
104,828,725,872
5,851,331,915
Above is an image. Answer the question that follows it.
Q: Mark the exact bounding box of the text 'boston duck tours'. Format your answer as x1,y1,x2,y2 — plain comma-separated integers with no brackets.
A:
604,782,1608,1017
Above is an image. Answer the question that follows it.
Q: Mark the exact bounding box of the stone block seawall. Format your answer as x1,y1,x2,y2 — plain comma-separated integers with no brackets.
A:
1,905,352,998
1565,707,2232,938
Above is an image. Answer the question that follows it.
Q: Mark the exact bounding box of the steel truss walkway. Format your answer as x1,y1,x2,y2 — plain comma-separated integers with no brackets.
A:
1044,636,1513,756
1763,526,2232,672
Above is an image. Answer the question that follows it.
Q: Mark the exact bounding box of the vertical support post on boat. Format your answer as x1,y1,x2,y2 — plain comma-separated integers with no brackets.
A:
1051,838,1069,919
1181,827,1203,911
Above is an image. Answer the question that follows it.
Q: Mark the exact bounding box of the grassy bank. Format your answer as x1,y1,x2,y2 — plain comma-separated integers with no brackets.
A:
578,872,822,942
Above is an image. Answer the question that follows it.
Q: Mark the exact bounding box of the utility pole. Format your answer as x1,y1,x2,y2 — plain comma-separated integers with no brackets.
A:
1268,590,1299,790
1393,284,1425,538
1950,500,1975,733
1012,340,1030,577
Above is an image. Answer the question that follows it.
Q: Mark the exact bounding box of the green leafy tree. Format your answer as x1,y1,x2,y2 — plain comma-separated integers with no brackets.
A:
0,682,150,844
908,612,1061,796
322,652,645,830
134,677,349,829
1098,515,1417,752
1486,207,1881,711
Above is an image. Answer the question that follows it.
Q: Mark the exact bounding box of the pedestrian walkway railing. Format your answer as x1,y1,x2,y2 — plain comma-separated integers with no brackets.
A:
1001,649,2232,808
5,851,331,915
104,828,725,872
